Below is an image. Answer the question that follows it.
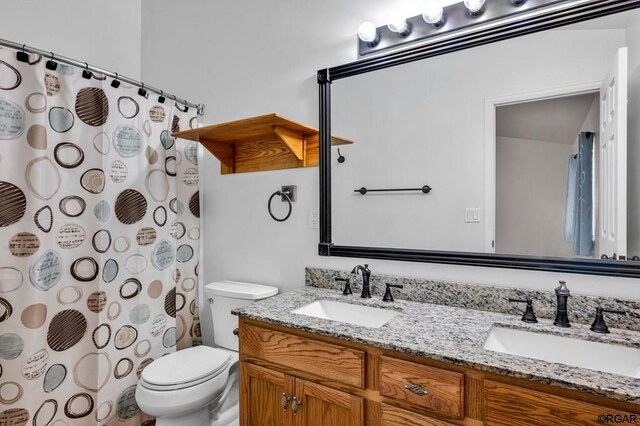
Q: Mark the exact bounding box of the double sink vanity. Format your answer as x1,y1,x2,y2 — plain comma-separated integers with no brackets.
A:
234,268,640,426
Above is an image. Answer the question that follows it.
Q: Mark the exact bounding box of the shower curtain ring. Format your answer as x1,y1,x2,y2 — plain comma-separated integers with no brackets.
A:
45,52,58,70
82,62,92,79
138,82,148,98
111,72,121,88
17,44,29,62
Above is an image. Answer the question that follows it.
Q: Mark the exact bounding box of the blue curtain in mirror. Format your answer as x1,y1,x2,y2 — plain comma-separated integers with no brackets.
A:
564,132,594,256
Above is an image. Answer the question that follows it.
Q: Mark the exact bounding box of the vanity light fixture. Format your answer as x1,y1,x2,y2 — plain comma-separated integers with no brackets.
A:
423,1,445,26
357,0,561,56
464,0,486,15
358,22,379,45
388,12,411,36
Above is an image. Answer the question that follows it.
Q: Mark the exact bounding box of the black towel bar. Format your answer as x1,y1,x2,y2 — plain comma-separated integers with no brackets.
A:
354,185,431,195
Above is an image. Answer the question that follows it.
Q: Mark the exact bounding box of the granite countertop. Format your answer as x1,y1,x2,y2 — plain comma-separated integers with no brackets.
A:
233,287,640,404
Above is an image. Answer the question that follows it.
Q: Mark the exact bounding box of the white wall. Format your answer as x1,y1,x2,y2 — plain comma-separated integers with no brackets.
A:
140,1,640,346
496,137,574,257
0,0,142,78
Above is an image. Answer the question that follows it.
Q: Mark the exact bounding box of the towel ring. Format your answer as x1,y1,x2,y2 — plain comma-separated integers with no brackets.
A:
268,190,292,222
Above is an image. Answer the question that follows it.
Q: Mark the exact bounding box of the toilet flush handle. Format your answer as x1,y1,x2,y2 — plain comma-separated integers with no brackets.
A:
208,298,214,304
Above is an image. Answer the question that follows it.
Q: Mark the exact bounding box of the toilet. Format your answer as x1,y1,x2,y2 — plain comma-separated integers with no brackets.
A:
136,280,278,425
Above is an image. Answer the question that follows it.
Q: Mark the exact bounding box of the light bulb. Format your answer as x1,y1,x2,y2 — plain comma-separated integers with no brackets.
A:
358,21,378,43
464,0,486,14
422,1,444,25
387,12,409,34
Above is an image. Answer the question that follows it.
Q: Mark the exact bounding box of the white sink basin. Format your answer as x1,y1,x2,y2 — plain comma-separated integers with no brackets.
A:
484,326,640,379
291,300,401,328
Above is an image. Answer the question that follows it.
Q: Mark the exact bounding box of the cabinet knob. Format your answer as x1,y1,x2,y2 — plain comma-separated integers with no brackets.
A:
404,383,428,396
292,397,302,416
281,393,291,411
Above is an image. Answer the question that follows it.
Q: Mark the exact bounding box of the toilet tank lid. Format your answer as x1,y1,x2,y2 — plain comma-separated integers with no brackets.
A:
204,280,278,299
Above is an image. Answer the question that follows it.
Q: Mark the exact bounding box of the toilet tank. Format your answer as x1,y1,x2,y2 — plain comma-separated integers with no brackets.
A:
204,281,278,351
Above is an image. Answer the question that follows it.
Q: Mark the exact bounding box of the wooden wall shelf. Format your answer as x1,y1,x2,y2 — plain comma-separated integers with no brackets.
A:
173,113,352,175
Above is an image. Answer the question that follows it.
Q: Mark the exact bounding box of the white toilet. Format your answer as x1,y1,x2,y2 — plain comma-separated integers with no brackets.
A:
136,280,278,426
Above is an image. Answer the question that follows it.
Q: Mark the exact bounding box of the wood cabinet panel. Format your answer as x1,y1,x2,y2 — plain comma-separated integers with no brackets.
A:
381,403,458,425
380,355,464,419
295,379,364,426
485,380,640,426
240,362,294,426
240,323,365,388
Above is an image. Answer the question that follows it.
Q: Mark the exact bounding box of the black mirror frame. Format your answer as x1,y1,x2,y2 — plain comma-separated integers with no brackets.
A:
318,0,640,278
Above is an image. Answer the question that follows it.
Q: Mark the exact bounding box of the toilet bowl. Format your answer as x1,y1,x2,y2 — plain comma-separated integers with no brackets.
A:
136,280,278,425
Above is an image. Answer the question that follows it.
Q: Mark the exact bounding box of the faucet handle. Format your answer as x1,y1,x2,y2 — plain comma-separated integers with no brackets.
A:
335,278,352,295
590,307,626,334
383,283,404,302
508,298,538,323
555,280,570,295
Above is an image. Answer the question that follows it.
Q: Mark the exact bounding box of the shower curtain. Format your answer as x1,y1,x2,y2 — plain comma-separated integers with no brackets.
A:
0,47,201,425
564,131,594,257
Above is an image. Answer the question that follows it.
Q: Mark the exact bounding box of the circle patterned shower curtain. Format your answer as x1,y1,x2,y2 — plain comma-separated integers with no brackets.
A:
0,47,202,425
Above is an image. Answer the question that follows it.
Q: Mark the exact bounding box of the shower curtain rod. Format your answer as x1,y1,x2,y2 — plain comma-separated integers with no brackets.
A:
0,37,205,116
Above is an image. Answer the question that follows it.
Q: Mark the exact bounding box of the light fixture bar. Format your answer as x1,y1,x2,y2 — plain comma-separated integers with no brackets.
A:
359,0,564,56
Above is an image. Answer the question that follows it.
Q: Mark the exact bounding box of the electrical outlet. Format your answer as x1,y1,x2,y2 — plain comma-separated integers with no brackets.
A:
465,208,481,223
309,208,319,229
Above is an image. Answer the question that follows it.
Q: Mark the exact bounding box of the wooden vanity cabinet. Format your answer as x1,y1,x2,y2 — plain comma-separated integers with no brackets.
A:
239,318,640,426
240,362,363,426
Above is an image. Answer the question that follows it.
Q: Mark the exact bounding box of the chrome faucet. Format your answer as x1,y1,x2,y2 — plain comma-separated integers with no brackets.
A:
553,281,571,328
351,264,371,298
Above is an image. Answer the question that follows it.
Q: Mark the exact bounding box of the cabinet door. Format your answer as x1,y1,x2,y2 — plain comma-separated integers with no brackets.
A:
381,403,458,426
485,381,640,426
293,379,364,426
240,362,294,426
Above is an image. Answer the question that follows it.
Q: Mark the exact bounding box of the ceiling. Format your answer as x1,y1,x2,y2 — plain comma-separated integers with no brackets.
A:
496,93,598,145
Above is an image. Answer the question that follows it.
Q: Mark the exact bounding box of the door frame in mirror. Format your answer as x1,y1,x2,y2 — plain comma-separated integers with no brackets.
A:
318,0,640,278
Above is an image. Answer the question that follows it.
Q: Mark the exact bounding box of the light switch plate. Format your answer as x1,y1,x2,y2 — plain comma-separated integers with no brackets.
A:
465,208,481,223
309,208,319,229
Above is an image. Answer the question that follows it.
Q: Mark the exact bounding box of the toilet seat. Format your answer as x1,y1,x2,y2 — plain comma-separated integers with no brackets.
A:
140,346,231,391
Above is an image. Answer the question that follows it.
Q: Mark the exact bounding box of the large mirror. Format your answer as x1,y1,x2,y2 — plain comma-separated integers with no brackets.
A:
320,2,640,277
